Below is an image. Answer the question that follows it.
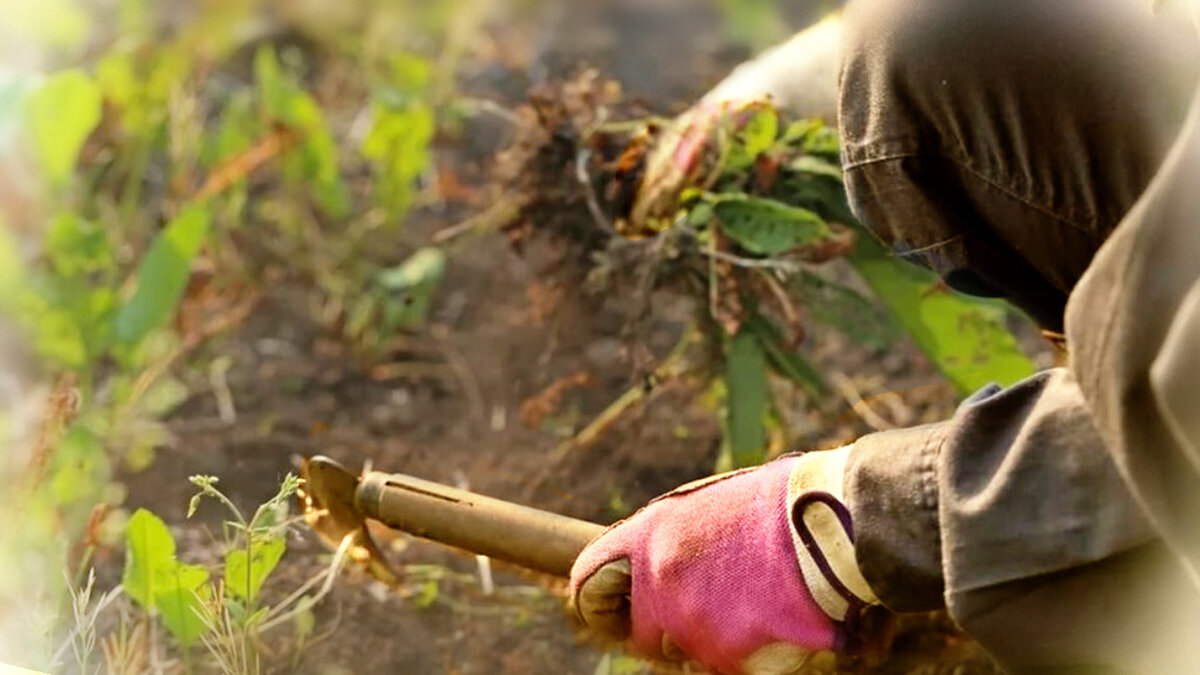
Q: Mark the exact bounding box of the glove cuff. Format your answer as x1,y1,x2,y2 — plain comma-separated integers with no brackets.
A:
786,447,881,624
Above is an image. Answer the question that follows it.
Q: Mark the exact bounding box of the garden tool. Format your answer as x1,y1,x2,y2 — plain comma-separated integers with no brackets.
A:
297,455,605,583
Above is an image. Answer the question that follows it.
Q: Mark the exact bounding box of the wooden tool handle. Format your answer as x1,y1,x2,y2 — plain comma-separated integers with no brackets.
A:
356,471,606,578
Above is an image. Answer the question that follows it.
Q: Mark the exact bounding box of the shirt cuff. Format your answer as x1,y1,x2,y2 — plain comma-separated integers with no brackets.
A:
844,422,948,612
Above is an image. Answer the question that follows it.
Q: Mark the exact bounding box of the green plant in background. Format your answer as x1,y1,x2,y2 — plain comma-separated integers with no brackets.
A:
346,246,448,345
362,53,436,219
254,47,351,218
120,474,325,672
713,0,788,51
0,2,444,667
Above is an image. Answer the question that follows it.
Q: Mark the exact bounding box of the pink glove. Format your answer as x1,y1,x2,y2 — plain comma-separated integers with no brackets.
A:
569,448,883,675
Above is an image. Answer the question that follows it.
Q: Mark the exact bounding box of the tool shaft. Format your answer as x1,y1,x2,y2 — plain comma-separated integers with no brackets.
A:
357,471,605,578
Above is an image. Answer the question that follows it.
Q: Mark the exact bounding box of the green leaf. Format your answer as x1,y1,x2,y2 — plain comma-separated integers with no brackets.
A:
122,508,177,610
154,563,211,647
25,69,102,184
848,233,1036,394
746,314,829,401
376,247,446,330
203,91,257,169
293,596,316,647
114,205,211,346
767,136,1036,396
713,0,786,50
255,46,350,217
27,304,87,368
224,535,286,603
726,106,778,170
46,213,114,278
712,195,832,256
413,579,439,608
361,53,435,218
785,155,842,180
778,118,840,158
49,424,112,507
791,272,900,349
361,100,434,216
725,330,769,468
139,375,190,417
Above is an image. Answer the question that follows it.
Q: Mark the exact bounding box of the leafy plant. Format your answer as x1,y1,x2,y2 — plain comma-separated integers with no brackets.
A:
25,69,102,186
113,205,212,349
122,508,212,647
685,105,1035,465
120,473,314,669
713,0,787,51
254,46,351,217
523,83,1037,469
361,53,436,218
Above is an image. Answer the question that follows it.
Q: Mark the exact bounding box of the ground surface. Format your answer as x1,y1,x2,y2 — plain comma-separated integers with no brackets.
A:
101,1,1017,672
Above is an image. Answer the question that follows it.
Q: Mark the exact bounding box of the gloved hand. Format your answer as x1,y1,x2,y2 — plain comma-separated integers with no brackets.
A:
569,447,884,675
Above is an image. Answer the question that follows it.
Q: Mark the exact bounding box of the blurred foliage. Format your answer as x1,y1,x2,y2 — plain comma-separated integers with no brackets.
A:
0,0,451,669
713,0,788,51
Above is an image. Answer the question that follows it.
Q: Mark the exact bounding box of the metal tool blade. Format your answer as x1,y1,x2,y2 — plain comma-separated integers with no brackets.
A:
297,455,400,586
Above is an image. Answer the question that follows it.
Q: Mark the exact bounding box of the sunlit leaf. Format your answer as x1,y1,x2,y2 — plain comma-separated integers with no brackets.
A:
849,233,1035,394
30,305,87,368
154,563,211,647
726,105,778,170
139,376,190,417
713,0,786,50
786,155,842,180
114,205,211,347
122,508,177,610
778,119,840,157
712,194,831,255
726,329,769,468
7,0,91,51
49,424,112,506
768,125,1037,395
413,580,439,608
361,53,434,217
224,535,286,603
255,46,350,217
377,247,446,330
46,213,114,278
25,69,102,184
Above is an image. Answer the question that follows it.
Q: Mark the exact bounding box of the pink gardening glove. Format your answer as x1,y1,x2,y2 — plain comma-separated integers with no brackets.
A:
569,448,884,675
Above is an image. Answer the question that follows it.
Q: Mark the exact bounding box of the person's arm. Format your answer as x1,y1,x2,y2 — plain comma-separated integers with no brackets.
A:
699,14,842,121
843,370,1200,673
1065,82,1200,590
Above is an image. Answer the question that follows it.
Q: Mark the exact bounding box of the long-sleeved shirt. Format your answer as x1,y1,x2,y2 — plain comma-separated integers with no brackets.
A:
833,0,1200,672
